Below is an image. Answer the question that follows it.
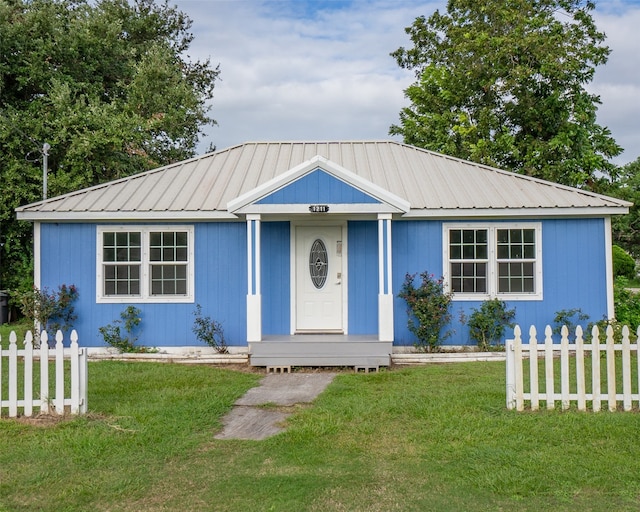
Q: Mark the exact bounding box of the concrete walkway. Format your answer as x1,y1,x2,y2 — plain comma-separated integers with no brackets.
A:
214,373,336,440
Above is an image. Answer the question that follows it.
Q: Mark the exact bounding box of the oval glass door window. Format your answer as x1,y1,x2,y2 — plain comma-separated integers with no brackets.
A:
309,239,328,289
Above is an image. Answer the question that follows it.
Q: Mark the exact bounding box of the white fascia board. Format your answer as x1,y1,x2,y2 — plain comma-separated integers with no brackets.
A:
16,211,238,222
227,154,411,213
235,203,403,215
401,206,630,219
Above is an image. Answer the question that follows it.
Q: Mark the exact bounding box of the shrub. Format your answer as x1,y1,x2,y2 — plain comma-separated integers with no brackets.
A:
99,306,148,353
192,304,228,353
398,272,453,352
612,245,636,279
612,276,640,329
467,299,516,351
553,308,590,336
10,284,78,345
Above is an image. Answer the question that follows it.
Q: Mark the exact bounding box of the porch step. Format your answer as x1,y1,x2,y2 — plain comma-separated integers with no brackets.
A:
249,340,392,368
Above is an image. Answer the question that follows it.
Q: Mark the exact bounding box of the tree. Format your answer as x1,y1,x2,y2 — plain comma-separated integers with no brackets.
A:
0,0,219,293
391,0,622,189
607,157,640,258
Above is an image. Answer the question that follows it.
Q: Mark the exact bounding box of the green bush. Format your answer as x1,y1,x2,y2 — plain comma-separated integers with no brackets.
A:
399,272,453,352
99,306,149,353
10,284,78,345
466,299,516,351
612,245,636,279
192,304,228,353
553,308,590,336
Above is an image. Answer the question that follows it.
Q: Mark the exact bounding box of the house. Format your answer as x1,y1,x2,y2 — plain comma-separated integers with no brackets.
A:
16,141,631,367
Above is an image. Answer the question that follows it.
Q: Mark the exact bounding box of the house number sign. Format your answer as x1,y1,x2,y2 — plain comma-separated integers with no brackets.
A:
309,204,330,213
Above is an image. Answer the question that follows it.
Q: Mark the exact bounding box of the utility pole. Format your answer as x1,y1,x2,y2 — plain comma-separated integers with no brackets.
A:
42,142,50,200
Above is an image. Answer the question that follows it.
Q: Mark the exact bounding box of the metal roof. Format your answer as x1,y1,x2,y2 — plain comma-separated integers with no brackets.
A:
16,141,631,220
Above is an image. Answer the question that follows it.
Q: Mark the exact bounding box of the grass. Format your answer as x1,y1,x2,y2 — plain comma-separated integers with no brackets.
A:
1,320,640,511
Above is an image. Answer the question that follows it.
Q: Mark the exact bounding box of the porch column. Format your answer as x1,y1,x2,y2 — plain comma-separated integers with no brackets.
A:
378,214,394,341
246,214,262,342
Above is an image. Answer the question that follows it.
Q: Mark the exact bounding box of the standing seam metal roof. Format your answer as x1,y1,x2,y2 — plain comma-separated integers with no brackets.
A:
15,141,631,216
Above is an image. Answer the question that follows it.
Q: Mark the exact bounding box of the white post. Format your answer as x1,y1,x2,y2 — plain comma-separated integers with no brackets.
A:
8,332,18,417
24,331,34,417
377,214,394,342
246,215,262,342
505,331,516,410
40,332,49,413
55,331,64,414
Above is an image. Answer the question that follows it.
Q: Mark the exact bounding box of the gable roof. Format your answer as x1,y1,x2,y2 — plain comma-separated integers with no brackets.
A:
16,141,631,221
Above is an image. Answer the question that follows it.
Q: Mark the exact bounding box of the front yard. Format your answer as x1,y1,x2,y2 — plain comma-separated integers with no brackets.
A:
1,349,639,511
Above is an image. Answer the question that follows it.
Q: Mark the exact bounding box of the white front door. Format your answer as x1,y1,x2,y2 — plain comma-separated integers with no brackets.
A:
295,225,344,332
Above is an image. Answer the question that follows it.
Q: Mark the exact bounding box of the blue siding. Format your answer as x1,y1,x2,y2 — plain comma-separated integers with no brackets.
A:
40,222,248,348
391,218,609,347
257,169,380,204
39,216,610,349
347,221,378,334
392,220,444,346
261,222,290,334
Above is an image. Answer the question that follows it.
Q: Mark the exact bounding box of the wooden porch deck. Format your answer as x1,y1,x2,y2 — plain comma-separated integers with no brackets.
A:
249,335,392,370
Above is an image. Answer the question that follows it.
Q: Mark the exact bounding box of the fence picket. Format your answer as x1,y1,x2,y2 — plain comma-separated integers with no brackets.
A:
575,326,586,411
515,326,524,411
1,330,87,418
529,325,539,411
544,326,555,410
637,326,640,409
606,325,616,412
560,326,570,411
24,332,33,417
9,332,17,417
70,331,80,414
40,335,49,414
55,331,65,414
622,326,632,411
592,325,601,412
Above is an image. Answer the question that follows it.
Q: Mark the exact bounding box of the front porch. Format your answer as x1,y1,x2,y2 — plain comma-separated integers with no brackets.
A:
249,335,392,370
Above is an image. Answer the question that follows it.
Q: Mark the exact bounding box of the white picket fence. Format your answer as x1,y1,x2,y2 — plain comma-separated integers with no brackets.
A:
506,324,640,412
0,330,88,417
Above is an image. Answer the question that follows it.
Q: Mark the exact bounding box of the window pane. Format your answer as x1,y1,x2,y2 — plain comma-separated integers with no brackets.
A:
450,245,461,259
150,232,161,246
476,244,487,259
450,230,461,244
462,230,475,244
462,245,475,259
176,247,187,261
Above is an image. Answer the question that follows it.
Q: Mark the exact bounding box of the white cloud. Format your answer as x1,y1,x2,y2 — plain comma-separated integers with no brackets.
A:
176,0,640,165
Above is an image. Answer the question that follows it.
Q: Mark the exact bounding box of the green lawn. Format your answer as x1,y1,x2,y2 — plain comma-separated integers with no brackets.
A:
1,335,639,510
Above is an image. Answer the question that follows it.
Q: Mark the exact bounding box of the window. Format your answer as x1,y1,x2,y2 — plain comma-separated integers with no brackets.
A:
97,226,194,303
444,223,542,300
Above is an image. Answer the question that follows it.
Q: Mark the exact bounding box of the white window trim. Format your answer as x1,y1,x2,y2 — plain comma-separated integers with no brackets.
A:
442,222,543,301
96,225,195,304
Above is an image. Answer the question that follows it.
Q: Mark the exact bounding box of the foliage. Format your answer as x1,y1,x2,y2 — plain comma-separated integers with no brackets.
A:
612,245,636,279
98,306,149,353
390,0,621,190
611,277,640,330
466,299,516,350
399,271,453,352
608,159,640,257
553,308,590,336
0,0,220,293
192,304,228,354
10,284,78,343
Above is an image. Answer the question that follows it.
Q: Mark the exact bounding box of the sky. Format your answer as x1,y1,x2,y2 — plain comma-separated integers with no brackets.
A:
171,0,640,166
